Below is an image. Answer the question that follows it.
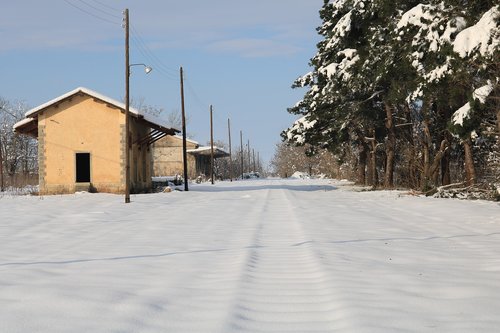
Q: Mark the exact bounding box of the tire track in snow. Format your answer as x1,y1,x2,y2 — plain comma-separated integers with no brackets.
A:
149,187,275,333
224,184,338,332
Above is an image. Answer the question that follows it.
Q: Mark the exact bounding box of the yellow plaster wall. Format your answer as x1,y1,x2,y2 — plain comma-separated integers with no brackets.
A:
39,94,124,194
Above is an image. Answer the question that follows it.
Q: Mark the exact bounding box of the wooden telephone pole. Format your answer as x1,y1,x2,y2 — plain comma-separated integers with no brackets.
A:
240,130,244,180
0,134,3,191
247,139,251,172
257,152,260,173
180,67,189,191
228,118,233,182
210,105,215,185
124,8,131,203
253,148,256,173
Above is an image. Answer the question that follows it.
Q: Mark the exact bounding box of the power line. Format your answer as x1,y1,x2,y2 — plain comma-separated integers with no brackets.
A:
64,0,177,81
89,0,120,12
63,0,119,25
129,35,177,80
131,26,177,74
129,25,178,80
75,0,121,19
183,72,208,113
183,72,233,144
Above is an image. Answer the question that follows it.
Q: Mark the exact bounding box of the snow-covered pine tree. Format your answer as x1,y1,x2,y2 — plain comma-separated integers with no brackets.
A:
448,3,499,191
284,0,498,195
353,0,423,188
396,1,499,190
284,0,384,185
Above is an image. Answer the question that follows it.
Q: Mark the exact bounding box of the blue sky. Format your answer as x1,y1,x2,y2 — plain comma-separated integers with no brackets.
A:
0,0,322,164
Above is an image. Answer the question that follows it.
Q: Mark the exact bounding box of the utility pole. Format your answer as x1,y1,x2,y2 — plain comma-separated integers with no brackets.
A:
124,8,131,203
0,133,3,191
180,67,189,191
240,130,244,180
228,118,233,182
210,105,214,185
253,148,256,173
247,139,251,172
257,152,260,173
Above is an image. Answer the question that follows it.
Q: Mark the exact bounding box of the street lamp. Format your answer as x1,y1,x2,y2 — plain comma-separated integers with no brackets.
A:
124,63,152,203
130,63,153,74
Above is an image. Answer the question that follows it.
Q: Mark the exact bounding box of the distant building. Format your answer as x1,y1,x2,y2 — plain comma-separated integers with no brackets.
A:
14,87,178,195
152,135,229,179
152,135,198,178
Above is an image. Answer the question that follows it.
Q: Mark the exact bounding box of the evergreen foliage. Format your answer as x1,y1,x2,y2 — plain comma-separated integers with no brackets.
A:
283,0,499,195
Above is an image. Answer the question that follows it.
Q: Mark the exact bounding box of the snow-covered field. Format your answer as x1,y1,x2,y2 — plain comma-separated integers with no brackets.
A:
1,178,499,332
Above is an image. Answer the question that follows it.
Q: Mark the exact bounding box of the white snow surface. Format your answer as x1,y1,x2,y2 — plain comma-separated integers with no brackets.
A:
289,171,310,179
397,4,436,30
12,117,35,131
397,3,447,53
325,10,352,50
473,81,494,103
1,178,500,333
287,115,316,144
452,82,494,126
321,48,359,82
453,6,500,58
452,102,471,126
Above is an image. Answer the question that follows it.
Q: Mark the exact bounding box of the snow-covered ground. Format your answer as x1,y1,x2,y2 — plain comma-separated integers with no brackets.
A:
1,178,499,333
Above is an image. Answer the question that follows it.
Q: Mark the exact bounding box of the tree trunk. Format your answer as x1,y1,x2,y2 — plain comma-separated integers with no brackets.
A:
357,145,368,185
369,129,378,187
371,148,378,187
366,150,373,186
421,142,430,191
384,102,395,188
440,144,451,185
497,107,500,137
429,139,448,183
440,107,451,186
463,138,476,186
421,117,433,191
409,148,418,189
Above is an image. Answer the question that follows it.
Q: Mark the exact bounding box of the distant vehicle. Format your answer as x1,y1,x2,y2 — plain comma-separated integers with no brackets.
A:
243,172,261,179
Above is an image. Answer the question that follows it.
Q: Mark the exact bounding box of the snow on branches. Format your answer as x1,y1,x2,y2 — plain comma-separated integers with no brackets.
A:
453,6,500,59
286,115,317,145
396,3,499,106
452,81,495,127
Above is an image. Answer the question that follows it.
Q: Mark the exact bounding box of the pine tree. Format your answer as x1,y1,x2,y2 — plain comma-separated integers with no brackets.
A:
396,2,499,188
284,0,383,185
284,0,499,195
448,4,499,188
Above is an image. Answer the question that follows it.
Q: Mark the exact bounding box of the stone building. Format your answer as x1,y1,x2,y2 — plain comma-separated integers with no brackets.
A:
152,135,229,179
14,87,178,195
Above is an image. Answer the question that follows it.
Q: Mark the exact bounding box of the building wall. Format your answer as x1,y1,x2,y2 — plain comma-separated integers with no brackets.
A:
37,94,151,195
152,136,197,178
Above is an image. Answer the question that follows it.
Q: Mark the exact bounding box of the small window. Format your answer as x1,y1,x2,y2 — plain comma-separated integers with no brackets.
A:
76,153,91,183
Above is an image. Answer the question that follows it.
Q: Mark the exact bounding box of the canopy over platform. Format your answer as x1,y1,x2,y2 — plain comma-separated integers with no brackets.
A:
187,146,230,159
